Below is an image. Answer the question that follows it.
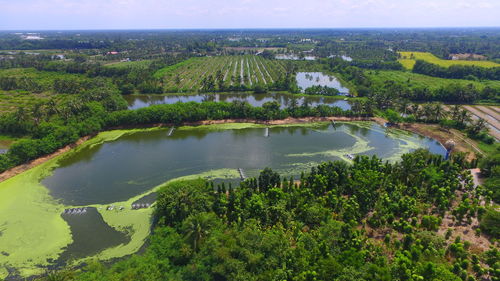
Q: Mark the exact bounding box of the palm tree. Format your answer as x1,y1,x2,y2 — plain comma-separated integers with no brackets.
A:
362,100,375,116
408,104,420,116
450,105,461,120
351,100,363,115
457,109,472,126
468,118,488,135
182,213,217,252
432,103,447,121
43,270,74,281
31,102,47,126
421,103,435,122
396,99,410,115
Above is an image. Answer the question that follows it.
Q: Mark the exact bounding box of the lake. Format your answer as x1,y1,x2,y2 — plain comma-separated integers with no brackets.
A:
43,122,444,206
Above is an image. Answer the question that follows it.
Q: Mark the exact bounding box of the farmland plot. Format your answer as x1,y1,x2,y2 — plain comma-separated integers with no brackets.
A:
156,55,284,92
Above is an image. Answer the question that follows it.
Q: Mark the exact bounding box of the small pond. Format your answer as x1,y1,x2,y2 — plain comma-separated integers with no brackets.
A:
296,72,350,94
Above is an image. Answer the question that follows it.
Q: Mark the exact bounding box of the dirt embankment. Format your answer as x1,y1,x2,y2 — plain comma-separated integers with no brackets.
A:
109,116,384,129
399,123,481,161
0,135,94,182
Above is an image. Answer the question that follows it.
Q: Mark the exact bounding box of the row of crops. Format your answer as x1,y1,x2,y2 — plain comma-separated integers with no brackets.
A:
158,55,288,92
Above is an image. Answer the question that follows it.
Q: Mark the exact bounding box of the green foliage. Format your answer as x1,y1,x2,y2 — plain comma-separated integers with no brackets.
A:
38,151,489,281
479,209,500,239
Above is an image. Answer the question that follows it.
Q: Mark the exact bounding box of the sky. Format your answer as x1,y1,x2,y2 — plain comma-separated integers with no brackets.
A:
0,0,499,30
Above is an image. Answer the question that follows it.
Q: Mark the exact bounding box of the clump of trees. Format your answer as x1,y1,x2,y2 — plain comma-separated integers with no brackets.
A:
304,85,341,96
413,60,500,81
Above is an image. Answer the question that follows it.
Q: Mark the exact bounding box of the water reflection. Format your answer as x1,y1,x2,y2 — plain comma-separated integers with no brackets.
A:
125,92,352,110
296,72,350,94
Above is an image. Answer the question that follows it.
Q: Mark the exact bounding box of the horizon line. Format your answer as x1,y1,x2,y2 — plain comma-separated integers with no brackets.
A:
2,26,500,32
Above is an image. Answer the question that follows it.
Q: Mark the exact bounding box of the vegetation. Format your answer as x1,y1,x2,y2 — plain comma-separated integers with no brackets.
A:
155,55,295,93
38,150,498,281
366,70,500,91
0,98,372,174
412,60,500,81
0,29,499,281
399,52,500,70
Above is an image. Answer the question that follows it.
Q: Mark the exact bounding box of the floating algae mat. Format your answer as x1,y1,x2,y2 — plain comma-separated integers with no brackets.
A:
0,122,445,279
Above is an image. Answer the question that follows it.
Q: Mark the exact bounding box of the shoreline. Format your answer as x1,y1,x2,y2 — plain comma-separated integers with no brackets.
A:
399,123,481,160
0,116,420,183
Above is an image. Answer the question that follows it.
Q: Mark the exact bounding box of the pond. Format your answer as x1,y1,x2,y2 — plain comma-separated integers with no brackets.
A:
1,122,446,278
296,72,350,94
124,92,352,110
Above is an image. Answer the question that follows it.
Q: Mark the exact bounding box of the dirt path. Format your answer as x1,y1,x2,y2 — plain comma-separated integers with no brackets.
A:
469,168,483,187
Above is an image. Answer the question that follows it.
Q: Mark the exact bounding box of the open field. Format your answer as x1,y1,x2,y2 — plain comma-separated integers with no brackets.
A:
154,55,287,92
367,70,500,90
398,51,500,70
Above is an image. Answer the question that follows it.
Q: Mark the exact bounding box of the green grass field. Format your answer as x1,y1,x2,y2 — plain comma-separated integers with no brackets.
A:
398,51,500,70
154,55,287,92
104,60,153,69
367,70,500,90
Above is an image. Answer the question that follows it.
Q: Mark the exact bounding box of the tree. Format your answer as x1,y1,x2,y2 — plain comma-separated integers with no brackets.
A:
258,167,280,192
181,212,219,252
468,118,487,135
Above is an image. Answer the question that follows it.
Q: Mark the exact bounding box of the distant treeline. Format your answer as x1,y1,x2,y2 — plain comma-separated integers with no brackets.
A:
413,60,500,80
350,60,404,70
